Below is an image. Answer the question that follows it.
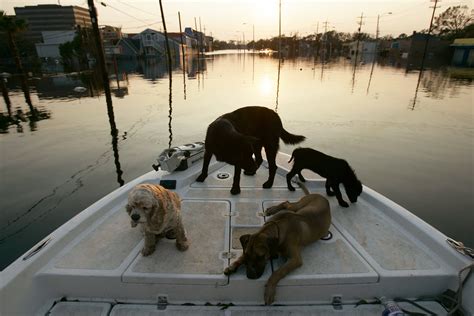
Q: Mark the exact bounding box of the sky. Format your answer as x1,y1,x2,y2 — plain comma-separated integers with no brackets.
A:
2,0,472,41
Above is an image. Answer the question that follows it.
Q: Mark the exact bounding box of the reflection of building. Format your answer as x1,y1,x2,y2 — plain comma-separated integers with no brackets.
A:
35,30,76,59
14,4,91,44
451,38,474,67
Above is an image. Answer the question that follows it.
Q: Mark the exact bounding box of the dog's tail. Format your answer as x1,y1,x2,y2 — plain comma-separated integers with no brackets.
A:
297,180,310,196
280,128,306,145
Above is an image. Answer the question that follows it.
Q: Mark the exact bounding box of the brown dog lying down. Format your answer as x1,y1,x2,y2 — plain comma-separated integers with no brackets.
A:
224,183,331,305
126,184,189,256
287,147,363,208
196,106,305,195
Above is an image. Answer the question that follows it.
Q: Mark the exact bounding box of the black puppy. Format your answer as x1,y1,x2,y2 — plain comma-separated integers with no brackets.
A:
197,106,305,195
286,147,362,207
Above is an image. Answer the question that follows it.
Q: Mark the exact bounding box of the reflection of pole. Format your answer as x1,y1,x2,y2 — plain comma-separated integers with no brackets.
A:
410,71,423,110
113,54,120,89
275,58,281,112
168,77,173,148
178,11,187,100
366,58,375,95
111,127,124,186
87,0,117,134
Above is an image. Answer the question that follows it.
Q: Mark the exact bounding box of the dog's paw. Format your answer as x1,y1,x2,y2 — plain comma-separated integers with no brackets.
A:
339,200,349,208
176,240,189,251
141,246,155,257
262,181,273,189
287,185,295,192
264,283,276,305
230,187,241,195
196,174,207,182
223,266,235,276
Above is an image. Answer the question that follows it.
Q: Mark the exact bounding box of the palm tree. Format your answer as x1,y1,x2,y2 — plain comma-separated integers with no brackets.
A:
0,10,32,108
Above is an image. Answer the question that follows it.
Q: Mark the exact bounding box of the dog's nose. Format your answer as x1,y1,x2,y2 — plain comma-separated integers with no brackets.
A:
131,214,140,221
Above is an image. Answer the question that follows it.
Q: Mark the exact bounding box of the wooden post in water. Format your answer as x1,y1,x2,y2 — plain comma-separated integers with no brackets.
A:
178,11,187,100
86,0,117,134
159,0,173,81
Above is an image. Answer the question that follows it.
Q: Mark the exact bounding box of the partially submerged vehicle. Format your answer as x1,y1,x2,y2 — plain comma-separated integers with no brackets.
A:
1,149,473,315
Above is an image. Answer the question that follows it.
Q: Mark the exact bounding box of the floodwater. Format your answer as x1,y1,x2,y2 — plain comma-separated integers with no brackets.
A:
0,51,473,270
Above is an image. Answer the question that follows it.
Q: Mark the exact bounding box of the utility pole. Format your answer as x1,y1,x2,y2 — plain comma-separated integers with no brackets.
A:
354,12,364,65
278,0,282,60
199,17,204,56
87,0,116,133
159,0,173,81
420,0,440,71
321,20,329,59
411,0,441,110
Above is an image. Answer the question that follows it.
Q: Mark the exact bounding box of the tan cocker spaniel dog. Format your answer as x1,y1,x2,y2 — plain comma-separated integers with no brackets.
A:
126,183,189,256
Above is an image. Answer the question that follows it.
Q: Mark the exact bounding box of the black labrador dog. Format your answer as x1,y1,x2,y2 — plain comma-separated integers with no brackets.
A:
286,147,362,207
197,106,305,195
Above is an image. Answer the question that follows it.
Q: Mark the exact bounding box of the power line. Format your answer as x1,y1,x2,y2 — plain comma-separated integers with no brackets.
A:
97,0,161,25
114,0,159,18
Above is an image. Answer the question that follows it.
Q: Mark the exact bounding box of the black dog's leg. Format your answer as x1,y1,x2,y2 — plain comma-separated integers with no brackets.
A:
231,165,242,195
297,172,306,182
263,147,278,189
325,180,335,196
329,180,349,208
286,167,298,191
254,142,263,168
196,150,212,182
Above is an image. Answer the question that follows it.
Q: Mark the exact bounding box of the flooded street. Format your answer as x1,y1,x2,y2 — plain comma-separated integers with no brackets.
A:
0,51,473,270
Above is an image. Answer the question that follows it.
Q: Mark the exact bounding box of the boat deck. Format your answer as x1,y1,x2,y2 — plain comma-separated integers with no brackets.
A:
3,153,471,315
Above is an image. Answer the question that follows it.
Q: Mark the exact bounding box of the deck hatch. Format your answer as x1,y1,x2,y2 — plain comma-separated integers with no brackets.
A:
122,200,230,285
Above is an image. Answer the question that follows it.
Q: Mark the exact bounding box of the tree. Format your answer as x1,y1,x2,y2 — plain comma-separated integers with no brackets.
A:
0,10,32,108
433,5,473,38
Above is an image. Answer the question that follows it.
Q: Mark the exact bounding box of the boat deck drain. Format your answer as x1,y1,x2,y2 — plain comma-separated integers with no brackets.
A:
320,231,333,241
217,172,230,179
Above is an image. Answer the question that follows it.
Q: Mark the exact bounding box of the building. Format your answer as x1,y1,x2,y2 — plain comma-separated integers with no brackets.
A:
133,29,181,58
451,38,474,67
14,4,91,44
100,25,122,44
35,30,76,59
109,38,140,59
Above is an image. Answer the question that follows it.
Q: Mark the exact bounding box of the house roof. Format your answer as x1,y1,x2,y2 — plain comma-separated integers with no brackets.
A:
451,38,474,47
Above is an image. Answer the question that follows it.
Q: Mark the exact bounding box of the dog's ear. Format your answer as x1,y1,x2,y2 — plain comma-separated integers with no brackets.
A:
267,237,279,259
239,234,251,250
125,203,132,214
